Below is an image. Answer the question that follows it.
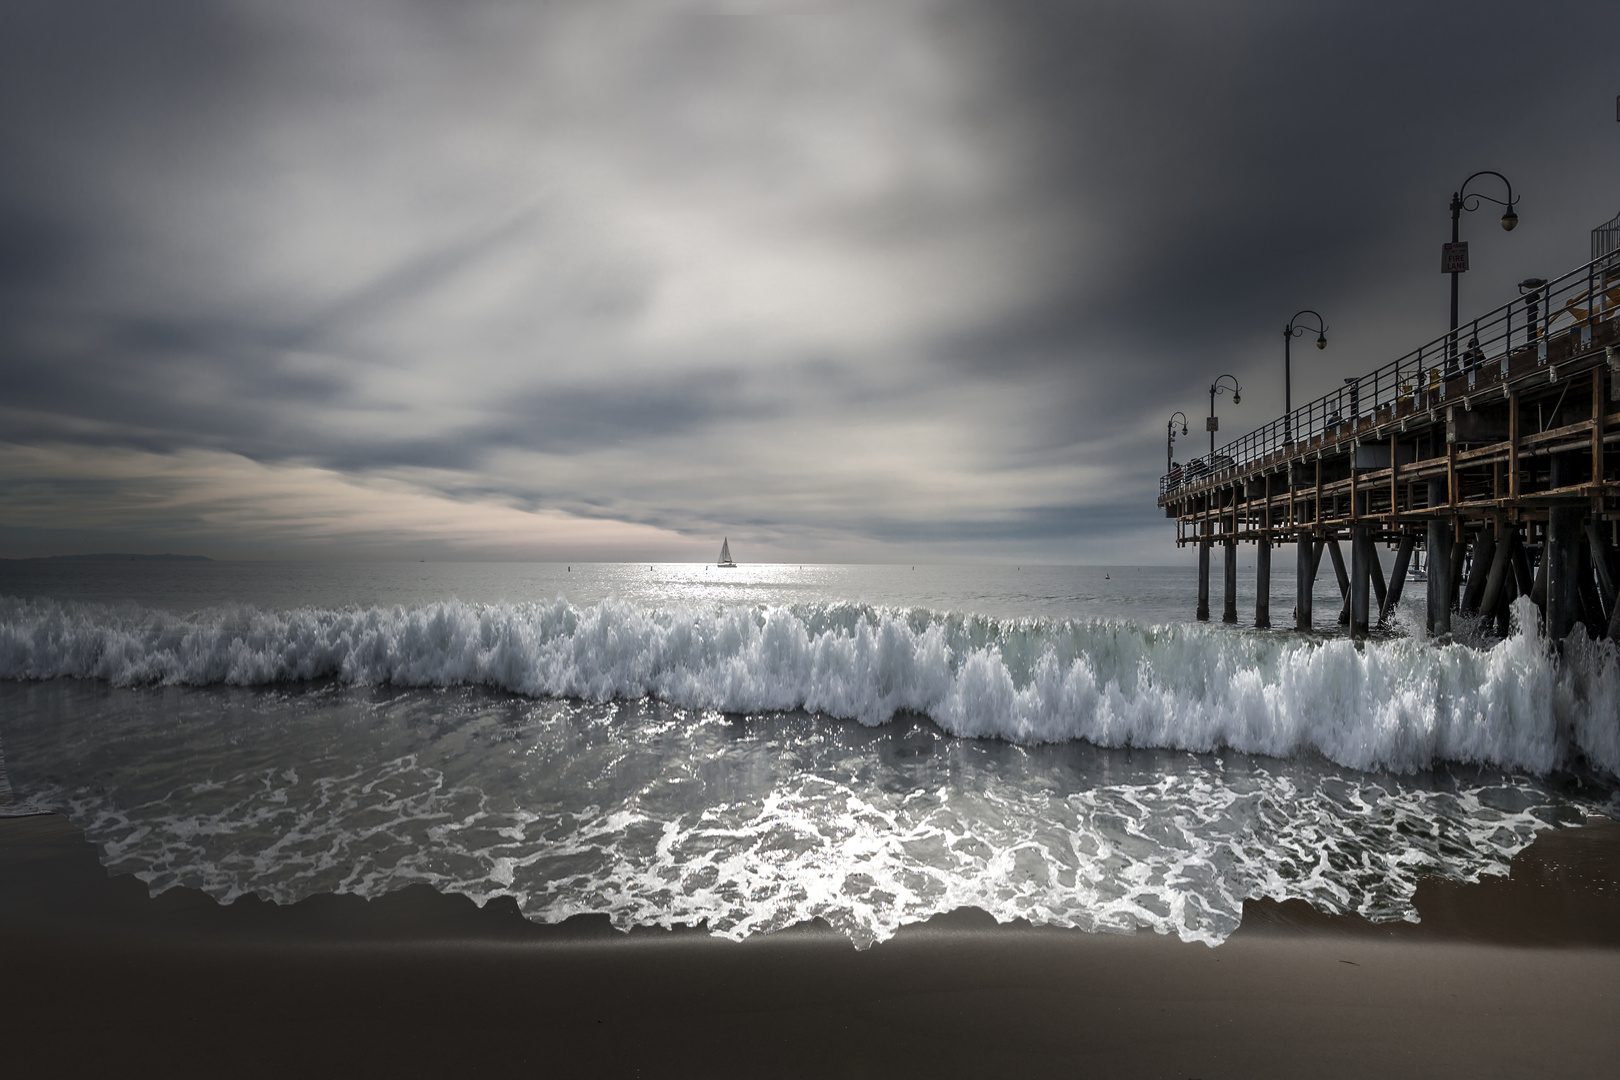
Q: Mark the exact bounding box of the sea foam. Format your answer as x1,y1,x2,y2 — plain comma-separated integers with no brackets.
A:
2,594,1616,776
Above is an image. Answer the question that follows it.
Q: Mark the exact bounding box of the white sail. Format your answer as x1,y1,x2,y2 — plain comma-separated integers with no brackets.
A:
718,538,736,567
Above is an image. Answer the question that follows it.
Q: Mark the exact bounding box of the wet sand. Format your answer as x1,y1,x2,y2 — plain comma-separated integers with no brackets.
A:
3,812,1618,1078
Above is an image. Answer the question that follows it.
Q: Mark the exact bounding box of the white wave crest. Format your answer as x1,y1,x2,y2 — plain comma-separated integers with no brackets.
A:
3,594,1617,775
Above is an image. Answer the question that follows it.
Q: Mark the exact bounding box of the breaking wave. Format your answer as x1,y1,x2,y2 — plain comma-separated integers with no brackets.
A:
2,594,1617,776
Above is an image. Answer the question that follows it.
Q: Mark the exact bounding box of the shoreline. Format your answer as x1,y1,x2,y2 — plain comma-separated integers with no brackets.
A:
5,811,1620,949
3,814,1618,1077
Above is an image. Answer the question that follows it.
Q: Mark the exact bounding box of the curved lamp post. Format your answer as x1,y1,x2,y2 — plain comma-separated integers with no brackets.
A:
1447,171,1519,362
1166,411,1188,474
1207,374,1241,456
1283,310,1327,444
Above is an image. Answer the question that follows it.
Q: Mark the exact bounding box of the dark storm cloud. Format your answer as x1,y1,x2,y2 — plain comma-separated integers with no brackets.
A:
484,374,784,454
933,0,1620,426
0,0,1617,560
0,309,352,454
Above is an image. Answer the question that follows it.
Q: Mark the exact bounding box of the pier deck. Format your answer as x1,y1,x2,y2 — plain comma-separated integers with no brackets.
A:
1159,249,1620,640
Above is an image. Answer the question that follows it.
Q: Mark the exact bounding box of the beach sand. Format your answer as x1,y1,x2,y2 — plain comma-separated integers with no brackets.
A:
3,812,1617,1078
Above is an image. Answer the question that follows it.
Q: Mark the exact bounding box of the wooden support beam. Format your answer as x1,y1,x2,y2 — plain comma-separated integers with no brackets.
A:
1389,434,1399,522
1296,529,1315,631
1460,529,1496,616
1350,452,1359,525
1350,525,1371,639
1496,558,1519,638
1381,536,1415,623
1447,421,1459,517
1577,533,1606,634
1315,459,1322,533
1508,391,1520,502
1327,539,1350,625
1511,534,1535,599
1586,521,1617,609
1426,479,1452,635
1546,504,1583,642
1197,523,1211,622
1326,539,1349,596
1223,537,1238,624
1530,529,1548,613
1478,523,1515,620
1218,537,1231,625
1369,540,1388,611
1594,368,1605,497
1287,463,1296,533
1449,535,1469,613
1255,538,1271,629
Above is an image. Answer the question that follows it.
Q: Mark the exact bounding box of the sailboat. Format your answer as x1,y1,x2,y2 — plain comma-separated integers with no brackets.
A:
717,537,737,568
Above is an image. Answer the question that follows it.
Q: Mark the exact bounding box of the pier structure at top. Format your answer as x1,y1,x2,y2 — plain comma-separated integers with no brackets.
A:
1159,215,1620,642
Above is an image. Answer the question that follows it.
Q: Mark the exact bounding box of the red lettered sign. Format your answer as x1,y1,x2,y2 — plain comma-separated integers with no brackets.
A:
1206,416,1219,432
1442,241,1469,273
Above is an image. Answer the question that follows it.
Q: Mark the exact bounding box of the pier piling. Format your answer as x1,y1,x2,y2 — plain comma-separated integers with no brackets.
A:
1586,522,1617,610
1448,535,1468,614
1255,538,1271,628
1460,529,1496,616
1196,526,1210,622
1369,541,1388,613
1325,539,1349,625
1295,529,1315,631
1381,537,1414,624
1426,485,1451,635
1222,537,1238,624
1495,563,1518,637
1547,505,1583,641
1577,534,1605,632
1478,524,1514,619
1530,533,1548,613
1510,536,1535,599
1350,525,1371,638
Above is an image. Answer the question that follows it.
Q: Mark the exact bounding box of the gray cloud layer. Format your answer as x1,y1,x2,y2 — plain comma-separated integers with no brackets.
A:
1,0,1617,561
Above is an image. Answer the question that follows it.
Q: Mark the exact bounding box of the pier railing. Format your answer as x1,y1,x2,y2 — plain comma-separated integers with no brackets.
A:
1160,248,1620,496
1595,208,1620,262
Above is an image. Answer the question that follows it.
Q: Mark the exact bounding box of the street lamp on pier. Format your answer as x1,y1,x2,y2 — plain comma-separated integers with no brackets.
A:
1167,411,1188,475
1283,310,1327,444
1446,171,1519,365
1207,375,1241,457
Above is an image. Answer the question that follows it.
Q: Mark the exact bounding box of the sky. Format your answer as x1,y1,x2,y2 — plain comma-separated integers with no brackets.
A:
1,0,1617,564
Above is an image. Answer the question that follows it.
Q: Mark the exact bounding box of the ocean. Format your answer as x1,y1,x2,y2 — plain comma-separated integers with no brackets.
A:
2,559,1617,948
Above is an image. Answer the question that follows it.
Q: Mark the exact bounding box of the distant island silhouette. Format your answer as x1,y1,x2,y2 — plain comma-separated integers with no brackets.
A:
2,553,213,563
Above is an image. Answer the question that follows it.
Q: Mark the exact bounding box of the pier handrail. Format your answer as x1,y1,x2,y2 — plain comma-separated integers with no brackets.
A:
1160,248,1620,496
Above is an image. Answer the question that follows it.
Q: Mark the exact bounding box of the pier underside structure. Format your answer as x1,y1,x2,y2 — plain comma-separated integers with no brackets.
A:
1160,250,1620,641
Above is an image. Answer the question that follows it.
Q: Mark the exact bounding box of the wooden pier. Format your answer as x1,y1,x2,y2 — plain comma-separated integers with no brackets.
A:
1159,248,1620,642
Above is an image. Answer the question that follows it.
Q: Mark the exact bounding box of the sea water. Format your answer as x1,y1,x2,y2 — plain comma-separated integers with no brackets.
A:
1,560,1617,947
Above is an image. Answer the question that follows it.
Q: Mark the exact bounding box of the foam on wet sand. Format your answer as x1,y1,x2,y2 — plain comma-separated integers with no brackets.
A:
3,812,1617,1078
